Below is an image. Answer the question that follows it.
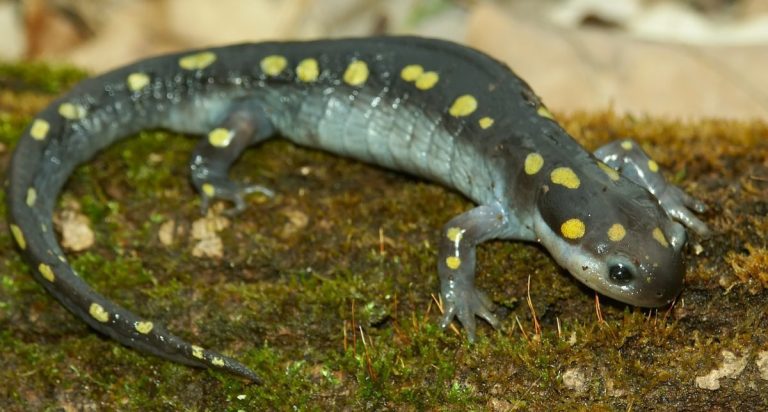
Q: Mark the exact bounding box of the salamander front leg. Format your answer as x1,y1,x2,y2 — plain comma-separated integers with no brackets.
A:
594,139,710,237
190,100,275,215
438,203,512,342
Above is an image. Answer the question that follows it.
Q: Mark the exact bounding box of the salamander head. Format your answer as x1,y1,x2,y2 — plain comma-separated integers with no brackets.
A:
533,173,687,307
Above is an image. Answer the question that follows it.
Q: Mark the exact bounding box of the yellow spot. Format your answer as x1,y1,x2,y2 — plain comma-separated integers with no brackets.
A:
652,227,669,247
296,58,319,82
621,140,633,150
551,167,581,189
415,71,439,90
524,153,544,175
607,223,626,242
58,103,87,120
449,95,478,117
127,73,150,91
134,321,154,334
400,64,423,81
446,256,461,270
561,219,586,240
648,160,659,173
26,188,37,207
89,303,110,323
208,128,234,148
260,55,288,76
343,60,369,86
537,106,554,120
179,51,217,70
446,227,463,242
202,183,215,197
10,224,26,250
478,117,494,129
191,345,205,359
38,263,55,282
30,119,50,140
212,357,225,367
598,162,620,181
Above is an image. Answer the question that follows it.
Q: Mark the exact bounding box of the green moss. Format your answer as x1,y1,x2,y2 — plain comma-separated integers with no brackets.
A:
1,61,767,410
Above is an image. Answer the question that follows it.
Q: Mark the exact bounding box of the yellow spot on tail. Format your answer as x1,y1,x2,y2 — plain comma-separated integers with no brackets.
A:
415,71,439,90
202,183,215,197
446,227,463,242
38,263,55,282
400,64,423,81
561,219,586,239
26,188,37,207
551,167,581,189
179,51,217,70
127,73,150,91
478,117,494,129
652,227,669,247
607,223,626,242
446,256,461,270
89,303,109,323
212,357,225,367
598,162,620,181
343,60,369,86
10,224,26,250
449,95,477,117
260,55,288,76
648,160,659,172
30,119,50,140
192,345,205,359
621,140,633,150
58,103,87,120
208,128,234,148
537,106,554,120
296,58,319,82
134,321,154,334
525,153,544,175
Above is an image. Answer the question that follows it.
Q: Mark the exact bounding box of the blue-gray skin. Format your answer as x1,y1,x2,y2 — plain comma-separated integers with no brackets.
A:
6,37,709,382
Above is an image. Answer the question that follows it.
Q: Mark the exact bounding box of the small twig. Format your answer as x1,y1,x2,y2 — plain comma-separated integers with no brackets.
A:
594,293,604,324
526,275,541,337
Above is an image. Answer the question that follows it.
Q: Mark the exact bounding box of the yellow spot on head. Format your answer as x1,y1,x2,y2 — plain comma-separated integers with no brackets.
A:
179,51,217,70
58,103,87,120
561,219,586,240
652,227,669,247
26,188,37,207
208,128,234,148
537,106,554,120
127,73,150,91
202,183,215,197
598,162,620,181
648,160,659,173
446,256,462,270
478,117,494,129
607,223,626,242
525,153,544,175
296,58,319,82
38,263,55,282
400,64,423,82
89,303,110,323
551,167,581,189
260,55,288,76
621,140,633,150
191,345,205,359
134,321,154,334
415,71,439,90
30,119,50,140
343,60,369,86
449,95,478,117
211,357,225,367
10,224,26,250
446,227,463,242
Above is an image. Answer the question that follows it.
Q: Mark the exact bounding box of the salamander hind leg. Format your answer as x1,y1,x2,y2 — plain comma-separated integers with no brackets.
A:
438,203,515,342
190,99,276,216
594,139,710,237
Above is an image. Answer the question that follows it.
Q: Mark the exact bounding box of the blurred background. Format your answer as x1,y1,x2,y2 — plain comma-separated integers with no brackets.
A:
1,0,767,120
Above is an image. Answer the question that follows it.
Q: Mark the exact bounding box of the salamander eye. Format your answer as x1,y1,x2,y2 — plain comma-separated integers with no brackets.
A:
609,263,634,284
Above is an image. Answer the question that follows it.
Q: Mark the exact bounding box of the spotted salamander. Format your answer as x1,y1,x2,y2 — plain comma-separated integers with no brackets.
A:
7,37,710,381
